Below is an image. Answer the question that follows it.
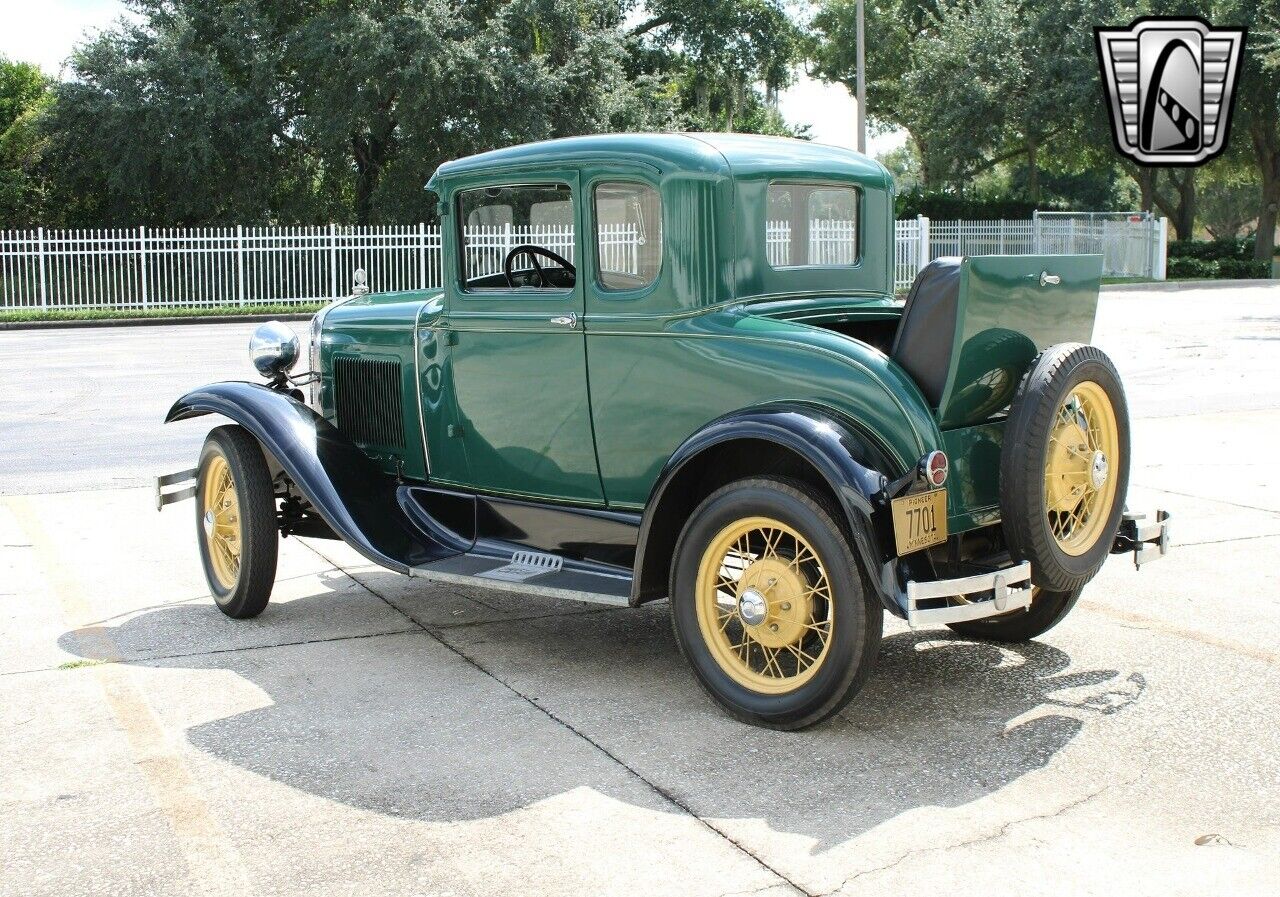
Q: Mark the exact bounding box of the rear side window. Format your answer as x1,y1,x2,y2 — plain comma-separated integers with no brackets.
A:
594,181,662,291
766,183,859,268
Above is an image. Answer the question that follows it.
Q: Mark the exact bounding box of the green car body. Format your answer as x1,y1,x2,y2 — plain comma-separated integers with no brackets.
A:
165,132,1175,727
313,133,1100,535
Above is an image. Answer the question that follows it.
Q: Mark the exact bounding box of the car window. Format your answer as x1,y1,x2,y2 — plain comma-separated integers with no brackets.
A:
765,183,859,268
457,183,575,292
594,181,662,292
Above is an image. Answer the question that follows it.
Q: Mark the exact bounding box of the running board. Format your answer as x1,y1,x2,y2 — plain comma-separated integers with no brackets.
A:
410,551,632,607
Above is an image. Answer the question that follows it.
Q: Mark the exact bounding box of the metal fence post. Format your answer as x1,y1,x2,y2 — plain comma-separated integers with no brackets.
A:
139,225,149,309
1154,217,1168,280
329,223,338,299
36,227,48,309
1032,210,1042,253
418,222,427,289
916,215,930,272
236,225,246,306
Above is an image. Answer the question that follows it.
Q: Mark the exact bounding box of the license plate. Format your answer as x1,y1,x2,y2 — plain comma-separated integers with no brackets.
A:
891,489,948,556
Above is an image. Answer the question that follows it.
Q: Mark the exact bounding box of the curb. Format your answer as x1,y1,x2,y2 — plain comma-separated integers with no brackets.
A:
0,312,315,331
1102,278,1280,292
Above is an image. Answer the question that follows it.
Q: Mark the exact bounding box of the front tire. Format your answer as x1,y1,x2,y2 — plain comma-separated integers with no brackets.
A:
195,425,278,619
670,478,881,730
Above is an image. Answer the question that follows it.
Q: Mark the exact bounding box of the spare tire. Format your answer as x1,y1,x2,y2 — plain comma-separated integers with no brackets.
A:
1000,343,1130,593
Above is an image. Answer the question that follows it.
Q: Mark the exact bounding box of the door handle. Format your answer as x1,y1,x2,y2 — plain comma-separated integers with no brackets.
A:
549,312,578,329
1039,271,1061,286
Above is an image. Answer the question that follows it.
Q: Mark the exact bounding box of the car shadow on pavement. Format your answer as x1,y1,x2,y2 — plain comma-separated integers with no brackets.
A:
58,579,1145,849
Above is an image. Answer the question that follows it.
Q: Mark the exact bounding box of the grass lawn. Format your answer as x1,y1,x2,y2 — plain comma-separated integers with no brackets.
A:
0,303,323,323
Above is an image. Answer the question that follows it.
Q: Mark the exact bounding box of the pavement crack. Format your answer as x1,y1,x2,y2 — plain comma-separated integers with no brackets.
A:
1131,483,1280,517
301,540,812,897
818,783,1119,894
1172,533,1280,548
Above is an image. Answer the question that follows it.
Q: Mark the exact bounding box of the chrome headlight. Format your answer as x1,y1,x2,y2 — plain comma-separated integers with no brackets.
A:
249,321,300,377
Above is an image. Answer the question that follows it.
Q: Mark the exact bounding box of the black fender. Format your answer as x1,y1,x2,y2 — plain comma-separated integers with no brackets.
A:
166,381,457,574
631,405,896,607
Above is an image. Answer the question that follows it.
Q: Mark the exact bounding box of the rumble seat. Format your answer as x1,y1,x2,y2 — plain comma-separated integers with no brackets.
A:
890,257,962,408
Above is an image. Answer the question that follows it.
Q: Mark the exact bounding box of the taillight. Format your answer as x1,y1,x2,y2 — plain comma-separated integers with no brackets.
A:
924,450,948,487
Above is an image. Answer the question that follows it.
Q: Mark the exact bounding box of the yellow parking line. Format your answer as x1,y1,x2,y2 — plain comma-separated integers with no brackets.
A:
6,495,258,897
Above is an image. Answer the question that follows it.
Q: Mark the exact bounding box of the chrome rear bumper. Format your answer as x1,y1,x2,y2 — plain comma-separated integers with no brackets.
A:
905,561,1033,629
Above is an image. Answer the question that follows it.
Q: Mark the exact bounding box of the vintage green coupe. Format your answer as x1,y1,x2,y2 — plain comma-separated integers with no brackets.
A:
158,133,1169,729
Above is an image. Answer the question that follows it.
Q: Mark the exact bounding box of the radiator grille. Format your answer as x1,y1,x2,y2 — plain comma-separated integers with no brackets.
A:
333,356,405,449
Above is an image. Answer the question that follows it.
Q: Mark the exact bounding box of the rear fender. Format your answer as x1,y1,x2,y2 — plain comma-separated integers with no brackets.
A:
631,406,895,608
166,381,457,574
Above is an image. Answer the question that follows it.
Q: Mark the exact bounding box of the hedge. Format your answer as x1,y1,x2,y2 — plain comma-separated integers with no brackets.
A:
1166,257,1270,279
1166,237,1270,279
1167,237,1256,261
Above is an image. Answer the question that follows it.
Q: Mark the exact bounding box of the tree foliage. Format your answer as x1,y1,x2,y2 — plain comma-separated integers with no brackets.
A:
0,57,53,224
4,0,805,227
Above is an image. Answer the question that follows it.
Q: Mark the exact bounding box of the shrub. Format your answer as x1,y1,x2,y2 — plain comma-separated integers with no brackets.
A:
1166,255,1269,280
1167,237,1255,261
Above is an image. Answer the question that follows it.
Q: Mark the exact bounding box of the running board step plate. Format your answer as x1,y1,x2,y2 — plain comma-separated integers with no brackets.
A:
477,550,563,582
411,552,631,607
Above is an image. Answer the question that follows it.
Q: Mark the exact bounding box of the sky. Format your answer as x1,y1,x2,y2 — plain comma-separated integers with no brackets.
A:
0,0,905,157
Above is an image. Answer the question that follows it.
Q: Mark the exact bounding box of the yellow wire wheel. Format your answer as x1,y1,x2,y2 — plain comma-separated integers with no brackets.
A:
200,452,242,590
1043,380,1120,556
694,515,835,694
195,425,278,619
999,343,1129,597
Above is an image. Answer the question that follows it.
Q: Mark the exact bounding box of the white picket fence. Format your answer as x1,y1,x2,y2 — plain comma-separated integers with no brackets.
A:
0,215,1165,310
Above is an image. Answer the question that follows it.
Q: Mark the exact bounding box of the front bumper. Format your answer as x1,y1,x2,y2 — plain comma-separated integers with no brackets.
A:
155,468,197,510
905,561,1033,628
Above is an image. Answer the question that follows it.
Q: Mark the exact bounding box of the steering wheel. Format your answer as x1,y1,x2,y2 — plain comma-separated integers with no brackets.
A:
503,244,575,288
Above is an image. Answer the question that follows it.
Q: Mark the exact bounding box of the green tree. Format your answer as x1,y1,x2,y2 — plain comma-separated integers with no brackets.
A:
1219,0,1280,257
629,0,806,131
1197,156,1260,238
0,56,53,226
37,0,710,225
811,0,949,184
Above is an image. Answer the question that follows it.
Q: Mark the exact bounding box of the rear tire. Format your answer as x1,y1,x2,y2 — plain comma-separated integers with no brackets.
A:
947,586,1083,642
195,425,278,619
669,477,881,730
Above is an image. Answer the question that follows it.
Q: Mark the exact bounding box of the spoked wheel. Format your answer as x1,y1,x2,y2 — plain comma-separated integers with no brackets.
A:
695,516,835,693
671,478,881,729
1000,344,1130,594
1044,381,1121,556
195,425,278,619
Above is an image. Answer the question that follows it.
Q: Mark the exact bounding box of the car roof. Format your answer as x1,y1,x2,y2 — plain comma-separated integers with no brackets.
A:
428,132,891,189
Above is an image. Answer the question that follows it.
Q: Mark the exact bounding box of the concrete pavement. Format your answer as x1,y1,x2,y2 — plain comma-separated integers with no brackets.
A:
1,285,1279,896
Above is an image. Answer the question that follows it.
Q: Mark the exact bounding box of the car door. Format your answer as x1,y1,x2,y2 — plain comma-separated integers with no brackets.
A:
438,171,605,504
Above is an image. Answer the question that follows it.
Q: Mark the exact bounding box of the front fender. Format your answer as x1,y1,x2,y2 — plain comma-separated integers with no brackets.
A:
166,381,454,574
631,405,894,607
